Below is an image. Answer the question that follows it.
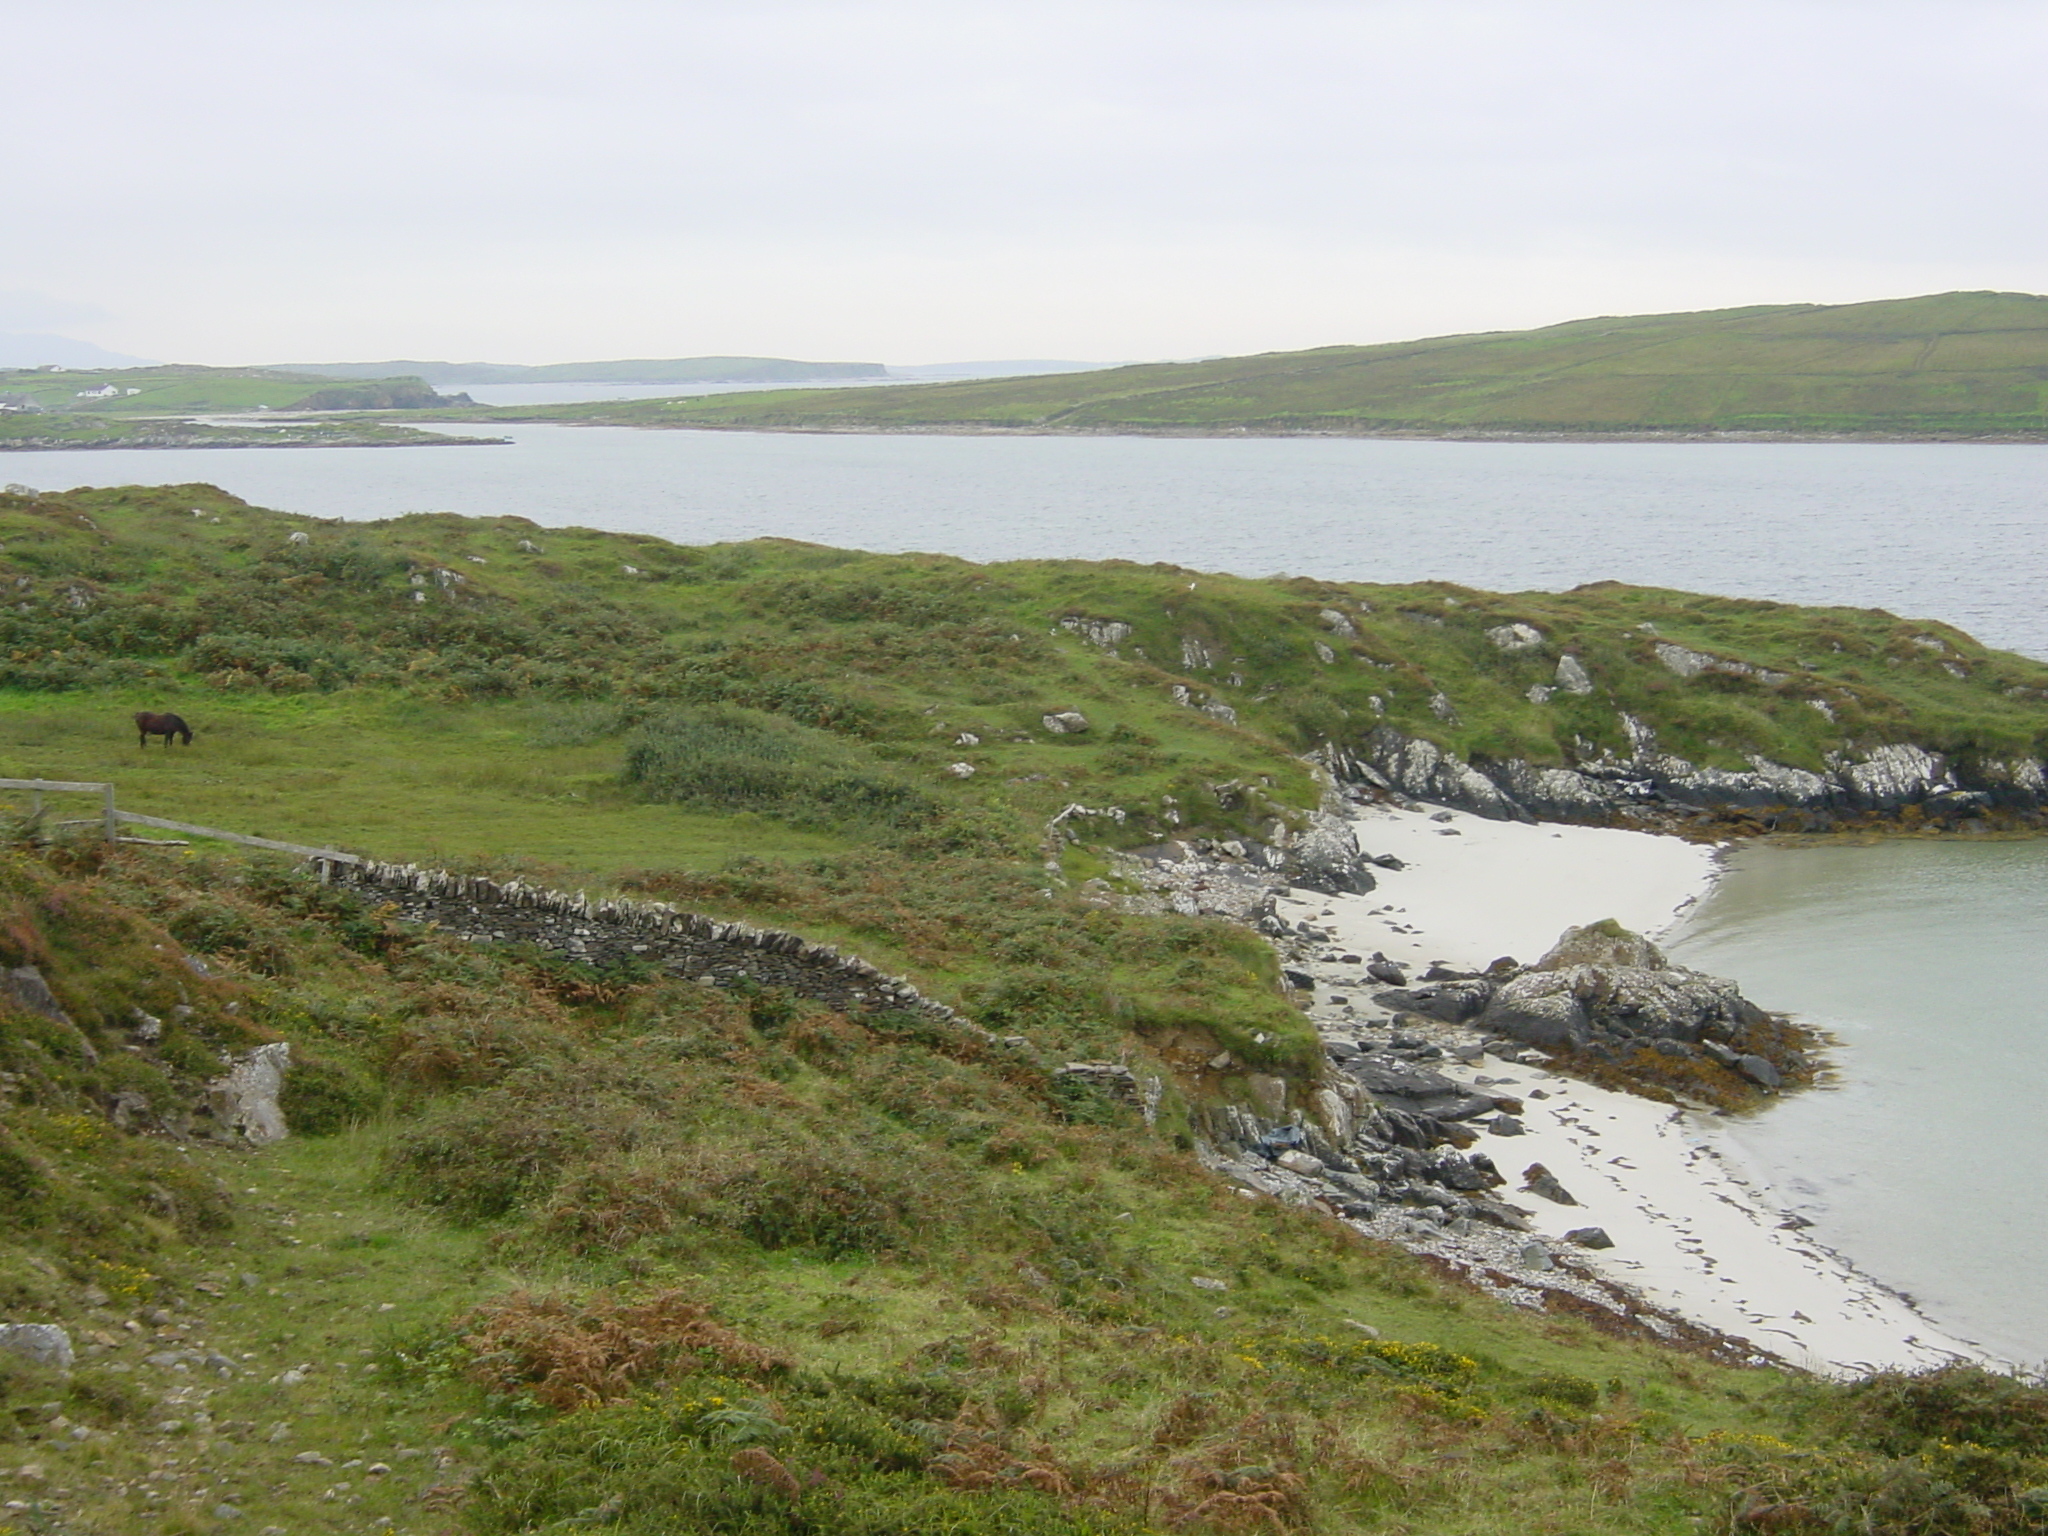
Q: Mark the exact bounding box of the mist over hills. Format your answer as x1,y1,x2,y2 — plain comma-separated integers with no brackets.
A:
0,332,155,369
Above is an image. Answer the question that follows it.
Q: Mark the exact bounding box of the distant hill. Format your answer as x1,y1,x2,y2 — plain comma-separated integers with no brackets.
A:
512,291,2048,438
0,333,155,369
278,355,886,386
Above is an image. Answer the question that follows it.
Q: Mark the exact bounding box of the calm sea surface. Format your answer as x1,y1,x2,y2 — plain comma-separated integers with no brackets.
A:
1668,840,2048,1365
12,427,2048,656
12,427,2048,1355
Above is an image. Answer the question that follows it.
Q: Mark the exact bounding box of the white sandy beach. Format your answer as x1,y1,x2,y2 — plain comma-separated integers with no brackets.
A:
1273,801,1986,1377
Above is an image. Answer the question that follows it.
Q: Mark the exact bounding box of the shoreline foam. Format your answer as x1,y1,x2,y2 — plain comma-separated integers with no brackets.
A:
1275,800,1988,1376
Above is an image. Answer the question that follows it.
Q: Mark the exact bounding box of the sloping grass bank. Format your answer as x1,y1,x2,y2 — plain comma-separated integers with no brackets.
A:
3,839,2048,1535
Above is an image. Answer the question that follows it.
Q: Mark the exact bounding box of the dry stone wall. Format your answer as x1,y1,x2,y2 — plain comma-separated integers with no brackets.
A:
337,860,968,1027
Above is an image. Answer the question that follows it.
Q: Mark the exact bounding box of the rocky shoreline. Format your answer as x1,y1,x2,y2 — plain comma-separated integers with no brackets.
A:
1326,724,2048,832
1111,793,1977,1373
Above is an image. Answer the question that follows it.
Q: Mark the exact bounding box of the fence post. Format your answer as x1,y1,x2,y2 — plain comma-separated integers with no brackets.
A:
102,784,117,843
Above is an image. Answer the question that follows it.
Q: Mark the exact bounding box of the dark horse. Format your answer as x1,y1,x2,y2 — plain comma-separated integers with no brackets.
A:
134,711,192,748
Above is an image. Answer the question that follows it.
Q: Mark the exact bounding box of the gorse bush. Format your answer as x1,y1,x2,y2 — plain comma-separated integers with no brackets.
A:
623,705,941,834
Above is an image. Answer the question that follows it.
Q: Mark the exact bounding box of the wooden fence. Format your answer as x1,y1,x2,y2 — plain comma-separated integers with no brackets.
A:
0,778,360,874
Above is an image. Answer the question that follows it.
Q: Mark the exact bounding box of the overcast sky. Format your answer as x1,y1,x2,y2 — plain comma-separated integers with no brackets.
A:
6,0,2045,365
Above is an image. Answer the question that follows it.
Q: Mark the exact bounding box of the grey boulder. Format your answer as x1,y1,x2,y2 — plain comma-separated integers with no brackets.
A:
0,1324,73,1371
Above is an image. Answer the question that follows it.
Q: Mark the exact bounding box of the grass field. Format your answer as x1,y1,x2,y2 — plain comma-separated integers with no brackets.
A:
443,291,2048,438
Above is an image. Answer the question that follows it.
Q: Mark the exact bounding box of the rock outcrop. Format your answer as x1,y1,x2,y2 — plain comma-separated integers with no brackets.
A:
1349,722,2046,825
1371,921,1778,1060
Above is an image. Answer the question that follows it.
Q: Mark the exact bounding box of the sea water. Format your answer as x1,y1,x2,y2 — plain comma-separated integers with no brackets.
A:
13,427,2048,657
1667,838,2048,1365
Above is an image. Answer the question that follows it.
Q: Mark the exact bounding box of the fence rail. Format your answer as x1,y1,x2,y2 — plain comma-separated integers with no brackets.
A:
0,778,358,870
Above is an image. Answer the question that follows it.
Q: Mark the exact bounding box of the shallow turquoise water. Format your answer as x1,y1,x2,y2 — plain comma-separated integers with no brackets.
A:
1668,838,2048,1364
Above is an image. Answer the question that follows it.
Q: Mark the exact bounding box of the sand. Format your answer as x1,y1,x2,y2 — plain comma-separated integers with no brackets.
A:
1272,801,1987,1377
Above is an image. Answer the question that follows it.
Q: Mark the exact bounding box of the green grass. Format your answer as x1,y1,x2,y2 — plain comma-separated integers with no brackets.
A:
445,290,2048,437
0,693,845,872
0,415,498,450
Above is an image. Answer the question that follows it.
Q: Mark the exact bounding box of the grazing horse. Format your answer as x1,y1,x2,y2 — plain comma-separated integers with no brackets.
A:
134,711,192,748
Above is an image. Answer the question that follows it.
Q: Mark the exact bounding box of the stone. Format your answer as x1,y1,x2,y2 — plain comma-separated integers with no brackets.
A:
1041,711,1089,734
1275,1150,1325,1177
1467,1198,1533,1232
1519,1241,1555,1272
1479,977,1590,1049
2,967,92,1063
0,1325,72,1371
1341,1318,1381,1338
1735,1054,1783,1091
206,1042,291,1145
1533,920,1667,973
1058,616,1133,650
1311,1087,1352,1145
1521,1164,1578,1205
1283,810,1378,894
945,762,976,778
1485,1114,1525,1136
1485,622,1543,652
1365,959,1407,986
1555,655,1594,695
1243,1073,1288,1119
1189,1276,1229,1292
1565,1227,1615,1249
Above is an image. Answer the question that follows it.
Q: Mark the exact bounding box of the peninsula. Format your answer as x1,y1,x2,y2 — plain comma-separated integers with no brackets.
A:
430,290,2048,440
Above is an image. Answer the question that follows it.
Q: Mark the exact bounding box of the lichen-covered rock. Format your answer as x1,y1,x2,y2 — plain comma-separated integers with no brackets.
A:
1532,920,1667,973
0,1324,73,1372
1041,711,1090,734
206,1042,292,1145
1485,623,1543,652
1481,926,1765,1049
1282,811,1378,894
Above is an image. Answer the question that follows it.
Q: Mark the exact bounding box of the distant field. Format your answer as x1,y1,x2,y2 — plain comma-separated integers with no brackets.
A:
0,363,457,416
446,290,2048,438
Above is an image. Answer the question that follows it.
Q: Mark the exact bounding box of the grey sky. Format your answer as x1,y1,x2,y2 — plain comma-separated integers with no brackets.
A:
8,0,2045,364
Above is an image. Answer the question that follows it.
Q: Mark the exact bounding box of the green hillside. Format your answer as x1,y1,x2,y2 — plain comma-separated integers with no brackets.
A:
0,364,460,417
2,483,2048,1534
277,356,886,386
465,291,2048,438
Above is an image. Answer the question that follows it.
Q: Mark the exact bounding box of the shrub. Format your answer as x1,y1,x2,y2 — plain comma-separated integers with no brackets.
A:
623,705,940,834
278,1052,381,1136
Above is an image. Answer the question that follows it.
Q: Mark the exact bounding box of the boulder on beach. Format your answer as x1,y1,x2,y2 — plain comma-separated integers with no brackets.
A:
1475,921,1769,1052
1531,919,1667,972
